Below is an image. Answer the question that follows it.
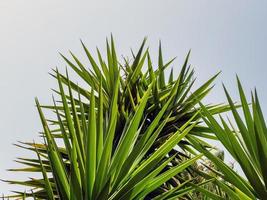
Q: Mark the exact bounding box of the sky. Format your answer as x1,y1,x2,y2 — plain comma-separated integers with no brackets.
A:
0,0,267,194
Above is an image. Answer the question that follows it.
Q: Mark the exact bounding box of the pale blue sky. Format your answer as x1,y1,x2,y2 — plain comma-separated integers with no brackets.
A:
0,0,267,194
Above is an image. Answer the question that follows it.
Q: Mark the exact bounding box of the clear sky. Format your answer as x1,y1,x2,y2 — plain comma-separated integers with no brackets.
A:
0,0,267,194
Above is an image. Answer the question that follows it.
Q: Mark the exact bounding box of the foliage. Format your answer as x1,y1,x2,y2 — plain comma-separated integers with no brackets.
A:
2,37,267,200
191,77,267,199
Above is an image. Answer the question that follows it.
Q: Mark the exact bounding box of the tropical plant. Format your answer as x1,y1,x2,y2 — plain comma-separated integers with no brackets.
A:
189,77,267,199
3,37,267,200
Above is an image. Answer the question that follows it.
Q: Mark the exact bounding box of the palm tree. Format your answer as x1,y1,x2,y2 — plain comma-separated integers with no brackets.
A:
3,37,267,199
